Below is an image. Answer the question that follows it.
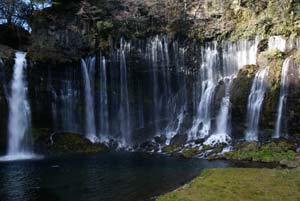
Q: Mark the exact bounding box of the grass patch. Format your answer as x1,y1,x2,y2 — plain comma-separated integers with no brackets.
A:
157,168,300,201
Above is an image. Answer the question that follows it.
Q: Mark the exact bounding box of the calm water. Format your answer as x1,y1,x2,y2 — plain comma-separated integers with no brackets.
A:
0,152,270,201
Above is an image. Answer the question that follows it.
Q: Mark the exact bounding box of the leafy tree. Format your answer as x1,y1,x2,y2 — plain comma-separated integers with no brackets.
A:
0,0,51,28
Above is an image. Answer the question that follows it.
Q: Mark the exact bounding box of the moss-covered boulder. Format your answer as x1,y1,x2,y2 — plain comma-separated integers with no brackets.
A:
162,145,181,156
33,128,108,154
49,132,108,153
180,147,201,158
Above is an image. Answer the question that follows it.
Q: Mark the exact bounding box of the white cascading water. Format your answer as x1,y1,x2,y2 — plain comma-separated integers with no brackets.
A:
204,78,233,146
165,108,186,145
164,43,187,145
81,57,97,142
49,69,81,133
119,43,131,146
0,52,36,161
204,37,261,146
274,58,291,138
150,37,160,132
188,42,219,141
268,36,287,52
222,37,260,75
245,67,269,141
187,37,261,145
99,56,110,140
137,83,144,128
146,36,174,136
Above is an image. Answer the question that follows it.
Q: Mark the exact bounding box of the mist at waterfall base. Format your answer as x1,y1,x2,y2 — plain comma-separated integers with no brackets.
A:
0,152,276,201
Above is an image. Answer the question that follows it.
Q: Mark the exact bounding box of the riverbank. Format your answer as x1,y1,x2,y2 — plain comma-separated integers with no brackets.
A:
157,168,300,201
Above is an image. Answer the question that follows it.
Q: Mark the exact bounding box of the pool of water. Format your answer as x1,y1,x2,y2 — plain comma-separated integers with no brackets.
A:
0,152,273,201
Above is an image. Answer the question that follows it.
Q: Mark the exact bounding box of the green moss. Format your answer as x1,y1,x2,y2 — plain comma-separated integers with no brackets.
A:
293,49,300,63
223,141,299,167
31,127,50,141
265,50,286,59
235,141,259,152
202,144,212,151
181,148,201,158
49,132,107,154
33,129,108,154
212,144,224,154
163,145,180,155
157,168,300,201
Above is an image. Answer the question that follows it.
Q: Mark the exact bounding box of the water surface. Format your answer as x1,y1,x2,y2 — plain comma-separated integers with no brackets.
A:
0,152,269,201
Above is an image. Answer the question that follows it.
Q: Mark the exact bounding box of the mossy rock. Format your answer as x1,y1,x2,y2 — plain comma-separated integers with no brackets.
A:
154,135,167,145
235,141,260,152
180,148,201,158
202,144,212,151
49,132,108,154
170,134,188,146
33,128,108,154
163,145,181,155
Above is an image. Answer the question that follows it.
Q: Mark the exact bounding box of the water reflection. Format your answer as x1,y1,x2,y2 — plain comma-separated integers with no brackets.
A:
0,162,39,201
0,152,273,201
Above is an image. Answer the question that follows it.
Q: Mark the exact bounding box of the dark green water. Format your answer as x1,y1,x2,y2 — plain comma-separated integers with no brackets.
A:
0,152,272,201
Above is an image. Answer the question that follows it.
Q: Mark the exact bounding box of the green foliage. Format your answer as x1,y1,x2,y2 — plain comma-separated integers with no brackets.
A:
266,50,285,59
293,49,300,63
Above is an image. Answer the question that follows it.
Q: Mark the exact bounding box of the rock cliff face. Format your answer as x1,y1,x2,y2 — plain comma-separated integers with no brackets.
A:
26,0,300,63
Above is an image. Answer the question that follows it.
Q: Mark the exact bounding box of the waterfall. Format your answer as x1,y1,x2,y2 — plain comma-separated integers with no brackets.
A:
60,79,79,132
215,86,231,135
99,56,109,139
204,37,261,145
274,58,291,138
137,83,144,129
188,43,219,141
245,67,269,141
205,78,234,146
222,37,260,74
119,44,131,146
165,109,185,145
49,71,81,133
188,37,261,145
147,36,161,133
0,52,36,161
268,36,286,52
147,36,172,134
81,57,97,142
